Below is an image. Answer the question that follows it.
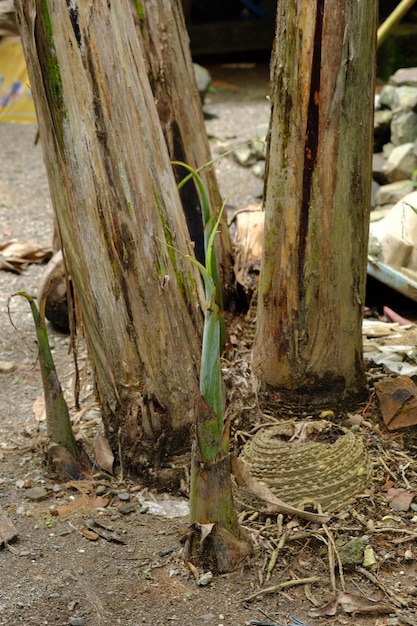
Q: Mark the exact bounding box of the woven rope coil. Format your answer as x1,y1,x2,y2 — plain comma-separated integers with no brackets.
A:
239,421,371,512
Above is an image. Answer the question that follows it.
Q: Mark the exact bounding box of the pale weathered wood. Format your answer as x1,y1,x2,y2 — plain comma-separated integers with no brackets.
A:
253,1,377,401
15,0,205,470
137,0,234,304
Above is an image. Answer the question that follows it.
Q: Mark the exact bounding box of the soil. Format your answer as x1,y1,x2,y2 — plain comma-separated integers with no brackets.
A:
1,61,417,626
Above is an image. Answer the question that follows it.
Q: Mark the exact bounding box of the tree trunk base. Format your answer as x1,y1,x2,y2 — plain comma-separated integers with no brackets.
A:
47,442,92,481
258,382,368,414
183,522,252,574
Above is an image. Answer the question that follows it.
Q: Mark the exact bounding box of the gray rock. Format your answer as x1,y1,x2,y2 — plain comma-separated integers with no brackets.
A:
374,109,393,134
371,179,380,208
370,205,394,222
339,536,365,566
250,138,266,159
382,142,394,159
251,161,265,179
255,122,269,141
0,360,16,373
68,618,85,626
374,109,392,151
391,110,417,145
118,502,136,514
383,142,417,182
24,486,49,501
372,152,388,184
379,84,396,109
375,180,415,206
233,146,257,167
193,63,211,104
393,85,417,111
389,67,417,87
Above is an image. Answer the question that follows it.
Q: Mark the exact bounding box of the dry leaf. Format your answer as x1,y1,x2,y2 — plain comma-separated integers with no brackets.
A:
93,496,110,509
94,433,114,474
385,487,416,512
0,239,52,272
32,395,46,422
199,522,215,543
310,591,394,618
85,518,125,543
231,456,330,523
81,527,100,541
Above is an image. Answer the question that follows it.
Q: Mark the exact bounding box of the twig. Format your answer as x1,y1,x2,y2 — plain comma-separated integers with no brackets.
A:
244,576,321,602
323,523,345,592
378,455,398,481
357,566,409,608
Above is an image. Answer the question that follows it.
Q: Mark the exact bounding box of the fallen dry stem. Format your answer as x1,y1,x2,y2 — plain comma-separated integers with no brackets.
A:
357,566,409,608
244,576,321,601
323,523,345,592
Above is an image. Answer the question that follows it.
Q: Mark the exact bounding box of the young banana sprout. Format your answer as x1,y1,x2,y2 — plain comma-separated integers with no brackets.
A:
173,164,251,572
12,291,89,477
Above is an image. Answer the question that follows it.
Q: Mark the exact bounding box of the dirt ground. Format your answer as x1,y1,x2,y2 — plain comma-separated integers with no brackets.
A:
1,62,417,626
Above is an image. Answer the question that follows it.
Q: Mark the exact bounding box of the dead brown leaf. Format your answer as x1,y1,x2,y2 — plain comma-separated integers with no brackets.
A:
310,591,394,617
93,496,110,509
85,518,125,544
385,487,416,512
231,456,331,523
0,239,52,272
81,527,100,541
94,433,114,474
32,395,46,422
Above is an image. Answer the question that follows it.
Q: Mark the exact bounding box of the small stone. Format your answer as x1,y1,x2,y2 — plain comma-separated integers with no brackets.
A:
68,618,85,626
251,161,265,179
199,614,215,623
117,492,130,501
193,63,212,104
375,180,415,206
339,536,365,566
379,83,396,108
197,571,213,586
118,502,136,515
391,110,417,145
15,479,25,489
390,67,417,88
372,152,388,184
96,485,108,496
233,146,256,167
383,142,417,182
0,360,16,373
24,486,49,501
393,85,417,111
363,545,377,568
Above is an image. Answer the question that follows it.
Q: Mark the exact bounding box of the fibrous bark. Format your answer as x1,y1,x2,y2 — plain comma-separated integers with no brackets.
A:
253,1,377,402
136,0,234,305
14,0,204,473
